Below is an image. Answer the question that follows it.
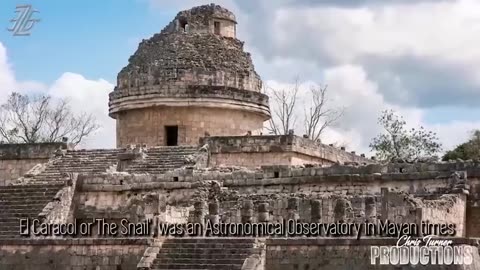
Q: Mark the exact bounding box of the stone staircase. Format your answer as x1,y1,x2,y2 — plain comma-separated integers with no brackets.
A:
149,238,257,270
0,183,64,238
31,149,122,181
126,146,199,174
26,146,199,181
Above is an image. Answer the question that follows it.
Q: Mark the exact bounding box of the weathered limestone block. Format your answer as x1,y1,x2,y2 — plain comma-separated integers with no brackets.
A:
193,200,206,226
310,200,322,223
364,196,377,223
257,202,270,222
208,199,220,224
334,198,352,222
287,197,300,221
241,200,254,223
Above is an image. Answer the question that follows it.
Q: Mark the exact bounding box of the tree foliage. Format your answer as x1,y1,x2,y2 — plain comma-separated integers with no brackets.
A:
369,110,442,162
265,79,344,141
0,92,99,146
303,85,344,141
265,80,299,136
442,130,480,161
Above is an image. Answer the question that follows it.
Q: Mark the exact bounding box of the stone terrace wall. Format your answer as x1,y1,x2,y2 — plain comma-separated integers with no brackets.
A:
75,162,472,237
201,135,374,168
265,238,480,270
0,142,68,185
0,239,148,270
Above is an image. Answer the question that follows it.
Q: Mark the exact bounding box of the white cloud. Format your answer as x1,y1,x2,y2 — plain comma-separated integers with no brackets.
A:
0,42,115,149
48,73,115,149
242,0,480,63
3,0,480,155
265,64,478,156
0,44,18,103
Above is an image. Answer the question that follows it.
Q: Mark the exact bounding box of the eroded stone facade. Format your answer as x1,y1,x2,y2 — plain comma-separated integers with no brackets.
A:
0,142,69,186
116,106,266,147
1,3,479,270
110,3,270,147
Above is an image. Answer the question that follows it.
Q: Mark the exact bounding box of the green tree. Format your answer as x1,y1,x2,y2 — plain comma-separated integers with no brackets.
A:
369,110,442,162
442,130,480,161
0,92,99,146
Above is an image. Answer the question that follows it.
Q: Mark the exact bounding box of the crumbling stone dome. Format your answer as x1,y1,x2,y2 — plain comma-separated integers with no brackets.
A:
109,4,271,147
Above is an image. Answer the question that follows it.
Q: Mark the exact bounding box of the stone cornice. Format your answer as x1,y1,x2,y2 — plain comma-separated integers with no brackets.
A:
109,86,270,119
201,135,373,164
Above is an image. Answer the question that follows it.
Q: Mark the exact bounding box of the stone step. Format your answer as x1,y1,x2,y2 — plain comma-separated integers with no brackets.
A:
157,253,252,260
0,188,60,193
0,200,53,206
0,224,20,230
0,190,58,195
0,209,45,215
158,248,256,255
132,163,190,167
0,193,59,198
152,264,242,270
0,198,53,203
0,185,63,190
144,155,195,158
44,166,113,169
154,258,245,265
149,237,256,270
160,243,254,249
0,213,40,218
162,238,255,244
0,232,20,238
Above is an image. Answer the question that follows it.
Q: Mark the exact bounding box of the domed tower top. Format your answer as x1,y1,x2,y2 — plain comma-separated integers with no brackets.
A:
166,4,237,38
109,4,270,147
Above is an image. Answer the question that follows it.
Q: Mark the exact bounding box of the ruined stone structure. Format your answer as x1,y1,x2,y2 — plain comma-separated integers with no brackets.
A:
109,4,270,147
1,3,480,270
0,142,71,186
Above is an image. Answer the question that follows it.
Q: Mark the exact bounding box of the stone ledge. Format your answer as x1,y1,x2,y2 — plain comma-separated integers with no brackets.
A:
77,167,473,192
201,135,373,165
81,182,199,192
223,172,452,187
109,86,270,118
0,238,151,246
0,142,69,160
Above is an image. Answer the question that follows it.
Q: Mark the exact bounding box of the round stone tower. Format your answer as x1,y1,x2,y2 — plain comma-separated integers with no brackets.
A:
109,4,270,147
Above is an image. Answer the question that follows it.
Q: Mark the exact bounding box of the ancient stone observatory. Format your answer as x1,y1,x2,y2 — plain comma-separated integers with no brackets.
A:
109,4,270,147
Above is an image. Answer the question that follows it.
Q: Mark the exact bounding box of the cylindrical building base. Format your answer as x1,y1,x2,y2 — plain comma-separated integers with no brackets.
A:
116,106,265,147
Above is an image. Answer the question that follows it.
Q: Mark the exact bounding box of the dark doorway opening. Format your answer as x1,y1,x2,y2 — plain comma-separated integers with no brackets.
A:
214,21,221,35
165,126,178,146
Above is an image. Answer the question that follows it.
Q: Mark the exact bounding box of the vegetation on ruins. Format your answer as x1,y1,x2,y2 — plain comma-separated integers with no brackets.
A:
442,130,480,161
0,92,99,146
370,110,442,162
265,79,344,141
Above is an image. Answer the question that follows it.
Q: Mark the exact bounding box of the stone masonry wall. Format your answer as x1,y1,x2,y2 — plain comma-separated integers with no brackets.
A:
74,161,473,238
114,4,261,94
202,135,373,168
109,4,270,147
0,239,148,270
420,194,467,237
209,152,334,167
0,142,68,185
116,106,265,147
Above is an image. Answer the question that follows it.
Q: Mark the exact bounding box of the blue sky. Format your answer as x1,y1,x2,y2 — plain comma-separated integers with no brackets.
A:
0,0,175,84
0,0,479,153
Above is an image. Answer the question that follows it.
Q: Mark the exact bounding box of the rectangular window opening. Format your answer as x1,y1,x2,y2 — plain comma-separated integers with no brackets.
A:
214,21,221,35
